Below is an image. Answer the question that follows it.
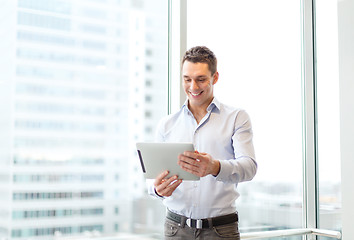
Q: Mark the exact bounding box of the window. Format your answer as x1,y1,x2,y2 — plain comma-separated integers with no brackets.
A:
187,0,303,235
0,0,167,239
1,0,345,239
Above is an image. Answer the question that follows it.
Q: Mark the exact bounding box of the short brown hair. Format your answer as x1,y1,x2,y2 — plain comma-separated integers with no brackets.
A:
182,46,217,75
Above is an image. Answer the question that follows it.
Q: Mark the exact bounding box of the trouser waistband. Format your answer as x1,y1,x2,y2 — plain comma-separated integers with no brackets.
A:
166,210,238,229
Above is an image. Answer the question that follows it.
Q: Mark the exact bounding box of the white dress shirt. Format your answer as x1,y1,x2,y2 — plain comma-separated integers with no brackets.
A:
148,97,257,219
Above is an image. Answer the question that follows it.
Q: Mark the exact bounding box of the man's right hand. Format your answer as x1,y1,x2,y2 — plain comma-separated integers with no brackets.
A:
154,170,182,197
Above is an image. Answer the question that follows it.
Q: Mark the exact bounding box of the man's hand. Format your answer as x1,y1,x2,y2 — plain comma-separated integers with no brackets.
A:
154,170,182,197
178,151,220,177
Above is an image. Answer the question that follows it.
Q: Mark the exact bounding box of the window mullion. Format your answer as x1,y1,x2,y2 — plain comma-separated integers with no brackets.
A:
168,0,187,114
301,0,319,238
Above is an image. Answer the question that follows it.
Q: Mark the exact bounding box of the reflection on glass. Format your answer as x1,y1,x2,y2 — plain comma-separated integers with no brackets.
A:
0,0,167,239
187,0,302,236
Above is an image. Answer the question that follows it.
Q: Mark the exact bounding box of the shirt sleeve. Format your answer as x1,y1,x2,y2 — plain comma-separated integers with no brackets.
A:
215,110,257,184
146,179,165,199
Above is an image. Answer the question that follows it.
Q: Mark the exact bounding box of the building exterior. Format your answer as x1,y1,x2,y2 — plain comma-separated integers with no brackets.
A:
0,0,167,238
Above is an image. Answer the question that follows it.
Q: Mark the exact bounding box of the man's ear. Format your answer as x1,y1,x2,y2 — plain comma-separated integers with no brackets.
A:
212,72,219,85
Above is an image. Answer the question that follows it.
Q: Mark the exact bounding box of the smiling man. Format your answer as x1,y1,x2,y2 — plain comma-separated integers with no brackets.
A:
149,46,257,239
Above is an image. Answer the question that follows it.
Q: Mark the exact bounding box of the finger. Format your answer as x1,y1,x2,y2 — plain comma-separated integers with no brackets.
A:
182,151,198,159
156,177,182,196
178,159,200,175
193,152,209,163
160,179,182,196
164,179,183,196
179,157,209,177
155,175,178,191
154,170,169,186
178,160,199,173
198,152,208,158
182,151,208,163
178,154,199,167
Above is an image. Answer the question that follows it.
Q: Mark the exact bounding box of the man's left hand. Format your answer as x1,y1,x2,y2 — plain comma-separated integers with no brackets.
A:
178,151,220,177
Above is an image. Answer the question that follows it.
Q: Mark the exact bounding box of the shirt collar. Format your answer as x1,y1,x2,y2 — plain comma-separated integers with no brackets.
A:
182,97,221,112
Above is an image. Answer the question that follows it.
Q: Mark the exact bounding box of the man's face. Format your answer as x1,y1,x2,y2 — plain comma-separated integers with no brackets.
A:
182,61,218,110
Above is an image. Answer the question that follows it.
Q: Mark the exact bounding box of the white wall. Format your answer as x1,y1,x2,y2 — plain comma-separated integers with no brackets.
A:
338,0,354,239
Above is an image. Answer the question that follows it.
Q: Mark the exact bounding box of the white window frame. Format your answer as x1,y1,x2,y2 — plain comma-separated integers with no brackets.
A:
301,0,319,236
168,0,323,239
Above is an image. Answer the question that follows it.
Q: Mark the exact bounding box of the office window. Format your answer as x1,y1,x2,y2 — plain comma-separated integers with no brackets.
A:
17,12,71,31
18,0,71,14
187,0,303,234
0,0,167,239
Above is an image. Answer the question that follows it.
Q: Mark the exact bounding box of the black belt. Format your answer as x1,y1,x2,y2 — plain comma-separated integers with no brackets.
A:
166,210,238,229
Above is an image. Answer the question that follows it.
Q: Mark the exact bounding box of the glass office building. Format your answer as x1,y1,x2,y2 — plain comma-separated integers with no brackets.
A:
0,0,167,238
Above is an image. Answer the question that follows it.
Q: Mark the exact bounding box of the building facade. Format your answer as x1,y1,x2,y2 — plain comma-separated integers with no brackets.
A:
0,0,167,238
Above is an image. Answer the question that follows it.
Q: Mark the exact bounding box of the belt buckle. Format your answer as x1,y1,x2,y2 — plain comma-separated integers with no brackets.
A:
186,218,203,229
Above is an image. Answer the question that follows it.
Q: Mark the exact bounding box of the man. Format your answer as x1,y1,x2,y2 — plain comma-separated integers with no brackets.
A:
148,46,257,239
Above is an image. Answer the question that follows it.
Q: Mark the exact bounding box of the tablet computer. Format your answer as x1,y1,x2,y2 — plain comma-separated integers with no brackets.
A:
136,142,200,181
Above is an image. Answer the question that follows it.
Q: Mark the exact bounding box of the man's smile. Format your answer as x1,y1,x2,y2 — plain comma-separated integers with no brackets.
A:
190,91,203,97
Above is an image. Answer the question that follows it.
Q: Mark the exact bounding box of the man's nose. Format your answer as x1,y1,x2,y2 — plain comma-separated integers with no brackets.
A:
190,80,199,90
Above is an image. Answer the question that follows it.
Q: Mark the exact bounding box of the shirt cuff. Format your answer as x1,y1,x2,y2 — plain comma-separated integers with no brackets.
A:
215,160,233,182
146,179,165,199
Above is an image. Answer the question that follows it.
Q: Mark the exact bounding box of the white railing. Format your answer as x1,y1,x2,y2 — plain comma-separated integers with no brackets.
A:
241,228,342,239
51,228,342,240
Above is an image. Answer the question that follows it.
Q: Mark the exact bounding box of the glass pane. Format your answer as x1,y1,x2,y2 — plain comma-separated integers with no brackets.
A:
0,0,167,239
187,0,303,236
316,0,342,238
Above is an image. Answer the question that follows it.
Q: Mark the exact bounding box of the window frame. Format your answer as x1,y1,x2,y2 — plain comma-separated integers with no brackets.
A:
301,0,320,233
169,0,321,238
